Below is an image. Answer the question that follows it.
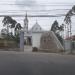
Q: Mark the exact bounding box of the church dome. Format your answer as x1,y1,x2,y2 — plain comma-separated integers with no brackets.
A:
30,21,44,32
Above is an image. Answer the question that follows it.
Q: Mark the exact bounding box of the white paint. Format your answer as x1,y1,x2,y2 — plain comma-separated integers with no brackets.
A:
64,40,71,50
32,32,42,48
30,21,44,48
30,21,44,32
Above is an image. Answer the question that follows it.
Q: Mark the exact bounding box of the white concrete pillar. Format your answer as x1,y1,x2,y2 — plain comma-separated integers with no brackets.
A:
20,31,24,51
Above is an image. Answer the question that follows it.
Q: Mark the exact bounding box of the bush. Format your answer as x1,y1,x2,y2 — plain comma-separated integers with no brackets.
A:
32,47,38,52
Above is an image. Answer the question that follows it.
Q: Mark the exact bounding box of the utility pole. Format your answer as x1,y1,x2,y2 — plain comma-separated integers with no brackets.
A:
69,22,72,53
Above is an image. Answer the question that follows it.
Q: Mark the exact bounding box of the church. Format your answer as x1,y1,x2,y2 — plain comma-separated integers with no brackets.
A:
23,13,64,52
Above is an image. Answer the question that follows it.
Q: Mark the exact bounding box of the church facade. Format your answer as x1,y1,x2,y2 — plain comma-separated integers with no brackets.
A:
23,13,44,50
23,13,64,52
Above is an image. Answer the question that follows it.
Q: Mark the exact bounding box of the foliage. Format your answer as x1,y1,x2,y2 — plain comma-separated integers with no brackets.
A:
51,20,64,45
72,5,75,12
51,20,59,33
64,5,75,40
2,16,17,35
15,23,22,35
64,12,72,25
59,24,64,31
15,23,22,31
1,28,7,36
51,20,64,33
64,5,75,26
2,16,12,26
2,16,22,42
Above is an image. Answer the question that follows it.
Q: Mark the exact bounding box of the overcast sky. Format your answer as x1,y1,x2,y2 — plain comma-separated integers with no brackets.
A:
0,0,75,34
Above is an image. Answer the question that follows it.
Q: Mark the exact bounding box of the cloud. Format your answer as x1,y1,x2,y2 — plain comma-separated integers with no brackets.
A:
15,0,47,11
15,0,37,8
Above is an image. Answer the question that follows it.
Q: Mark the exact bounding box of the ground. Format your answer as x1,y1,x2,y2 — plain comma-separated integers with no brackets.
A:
0,51,75,75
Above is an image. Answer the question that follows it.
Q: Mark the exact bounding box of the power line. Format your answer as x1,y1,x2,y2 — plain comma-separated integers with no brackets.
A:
0,9,69,14
0,14,66,17
0,3,74,6
0,1,74,4
0,9,70,12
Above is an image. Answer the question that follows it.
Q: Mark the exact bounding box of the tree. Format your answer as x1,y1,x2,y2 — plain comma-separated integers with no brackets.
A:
64,5,75,53
10,19,17,35
72,5,75,13
59,24,64,31
64,5,75,38
2,16,22,44
1,28,8,37
2,16,12,34
15,23,22,30
51,20,64,45
15,23,22,35
2,16,17,36
51,20,59,33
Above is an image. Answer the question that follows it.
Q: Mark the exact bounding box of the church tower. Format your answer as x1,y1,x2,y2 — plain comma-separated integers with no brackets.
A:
24,13,29,45
24,13,28,33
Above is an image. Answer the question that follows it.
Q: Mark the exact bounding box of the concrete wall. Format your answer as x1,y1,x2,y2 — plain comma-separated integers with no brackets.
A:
64,40,71,51
40,31,64,52
0,40,18,48
32,32,42,48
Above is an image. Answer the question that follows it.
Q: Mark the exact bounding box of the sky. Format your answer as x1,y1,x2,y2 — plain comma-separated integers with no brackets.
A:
0,0,75,34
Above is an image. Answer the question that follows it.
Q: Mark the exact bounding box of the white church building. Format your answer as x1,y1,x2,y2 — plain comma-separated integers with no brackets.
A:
24,14,44,47
23,13,44,50
23,13,64,52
